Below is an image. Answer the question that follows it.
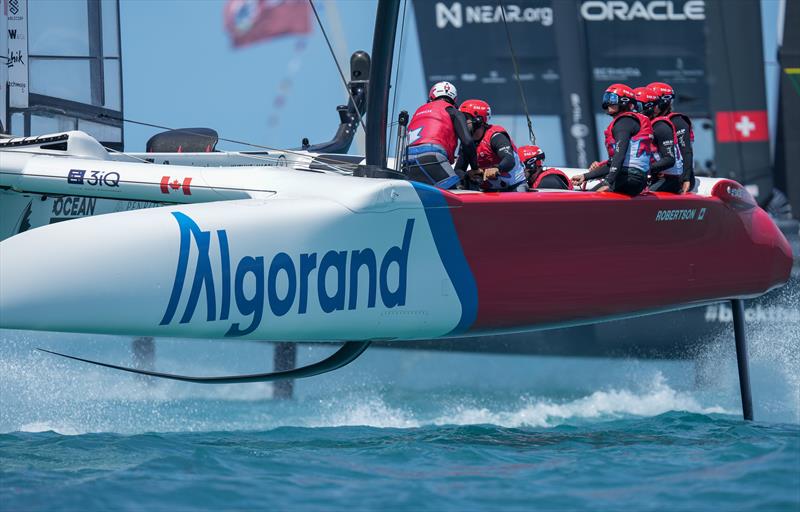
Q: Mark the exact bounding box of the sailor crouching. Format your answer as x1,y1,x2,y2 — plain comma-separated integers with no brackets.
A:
458,99,528,192
518,145,572,190
403,81,478,189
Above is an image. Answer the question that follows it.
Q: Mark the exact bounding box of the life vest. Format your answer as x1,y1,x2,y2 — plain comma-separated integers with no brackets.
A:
531,167,573,190
603,111,653,172
476,125,526,190
651,116,684,177
667,111,694,144
407,99,458,163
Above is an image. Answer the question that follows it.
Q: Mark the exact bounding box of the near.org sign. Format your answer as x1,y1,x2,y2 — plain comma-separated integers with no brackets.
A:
435,2,554,28
414,0,561,116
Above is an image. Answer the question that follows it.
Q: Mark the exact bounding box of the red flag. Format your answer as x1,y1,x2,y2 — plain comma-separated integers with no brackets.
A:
715,110,769,143
224,0,311,48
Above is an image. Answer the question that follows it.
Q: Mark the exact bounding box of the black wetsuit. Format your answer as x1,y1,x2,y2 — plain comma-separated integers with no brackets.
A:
489,132,517,174
584,115,646,196
448,106,478,166
648,119,681,193
669,113,694,189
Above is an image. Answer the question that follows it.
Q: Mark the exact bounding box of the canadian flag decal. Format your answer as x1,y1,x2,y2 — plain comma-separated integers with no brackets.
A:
160,176,193,195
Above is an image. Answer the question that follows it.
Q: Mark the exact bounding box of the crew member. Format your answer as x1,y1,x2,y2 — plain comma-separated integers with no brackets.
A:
572,84,652,196
648,81,695,194
634,86,683,193
457,99,528,192
404,81,478,189
517,145,572,190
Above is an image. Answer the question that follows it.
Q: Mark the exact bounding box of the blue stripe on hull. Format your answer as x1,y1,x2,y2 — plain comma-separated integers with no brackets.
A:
410,182,478,335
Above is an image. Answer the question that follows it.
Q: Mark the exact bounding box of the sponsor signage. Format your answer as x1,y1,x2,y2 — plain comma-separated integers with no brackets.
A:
66,169,121,187
704,303,800,324
582,0,709,116
1,6,6,128
51,196,97,219
160,213,415,337
654,207,706,222
579,0,705,21
5,0,28,108
9,195,163,235
412,0,561,115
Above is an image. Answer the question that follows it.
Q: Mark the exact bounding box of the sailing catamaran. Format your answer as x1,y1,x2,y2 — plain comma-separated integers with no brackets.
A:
0,0,792,420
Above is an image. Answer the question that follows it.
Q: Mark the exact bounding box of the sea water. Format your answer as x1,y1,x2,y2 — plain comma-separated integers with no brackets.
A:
1,321,798,511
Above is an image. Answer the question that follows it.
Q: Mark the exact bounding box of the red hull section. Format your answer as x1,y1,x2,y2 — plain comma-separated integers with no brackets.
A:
443,181,793,333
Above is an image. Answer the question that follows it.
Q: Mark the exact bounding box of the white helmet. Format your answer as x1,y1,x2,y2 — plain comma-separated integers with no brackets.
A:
428,81,457,103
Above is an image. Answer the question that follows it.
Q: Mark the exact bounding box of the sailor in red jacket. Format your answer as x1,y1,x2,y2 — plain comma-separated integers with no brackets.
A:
457,99,528,192
404,81,478,189
572,83,653,196
648,81,695,194
634,86,684,193
517,145,573,190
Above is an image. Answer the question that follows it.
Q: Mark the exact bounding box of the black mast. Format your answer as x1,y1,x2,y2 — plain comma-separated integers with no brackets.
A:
364,0,401,171
552,0,598,169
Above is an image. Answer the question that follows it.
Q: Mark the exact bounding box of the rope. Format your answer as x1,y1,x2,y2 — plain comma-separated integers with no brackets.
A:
388,0,409,151
496,0,536,144
308,0,366,133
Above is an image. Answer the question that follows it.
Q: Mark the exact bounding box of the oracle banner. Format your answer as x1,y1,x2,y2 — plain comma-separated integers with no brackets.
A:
580,0,709,117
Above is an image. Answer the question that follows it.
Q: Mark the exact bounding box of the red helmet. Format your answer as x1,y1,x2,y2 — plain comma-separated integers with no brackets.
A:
518,145,545,167
648,81,675,109
648,81,674,98
602,83,634,110
633,86,658,116
633,86,658,104
459,99,492,125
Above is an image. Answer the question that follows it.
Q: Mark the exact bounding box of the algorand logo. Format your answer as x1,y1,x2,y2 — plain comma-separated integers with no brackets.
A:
161,212,415,337
436,2,553,29
580,0,705,21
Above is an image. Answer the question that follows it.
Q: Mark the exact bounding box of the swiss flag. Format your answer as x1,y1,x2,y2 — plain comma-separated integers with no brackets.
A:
224,0,311,48
715,110,769,143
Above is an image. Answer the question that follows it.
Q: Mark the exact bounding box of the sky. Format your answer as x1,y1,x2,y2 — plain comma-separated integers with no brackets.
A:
119,0,783,167
120,0,425,154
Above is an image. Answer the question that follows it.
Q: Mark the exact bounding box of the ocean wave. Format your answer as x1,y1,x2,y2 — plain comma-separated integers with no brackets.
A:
427,373,726,428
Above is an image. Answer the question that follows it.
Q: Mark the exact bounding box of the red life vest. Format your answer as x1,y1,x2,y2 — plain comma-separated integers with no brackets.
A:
650,116,684,176
407,99,458,162
476,125,526,190
603,111,653,171
531,168,573,190
477,125,515,168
